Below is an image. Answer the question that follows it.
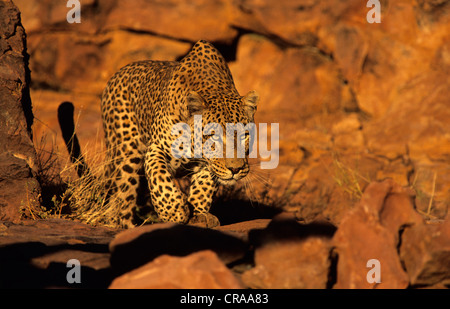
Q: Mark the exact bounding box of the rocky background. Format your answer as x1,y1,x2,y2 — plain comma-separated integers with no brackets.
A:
0,0,449,289
0,0,41,222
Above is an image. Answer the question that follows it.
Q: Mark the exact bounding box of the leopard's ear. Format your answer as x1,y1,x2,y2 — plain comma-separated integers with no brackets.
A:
186,91,205,115
243,90,259,120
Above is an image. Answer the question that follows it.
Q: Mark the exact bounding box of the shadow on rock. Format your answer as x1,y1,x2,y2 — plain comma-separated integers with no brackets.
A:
0,241,113,289
242,215,338,289
249,216,337,247
109,223,248,276
210,198,282,225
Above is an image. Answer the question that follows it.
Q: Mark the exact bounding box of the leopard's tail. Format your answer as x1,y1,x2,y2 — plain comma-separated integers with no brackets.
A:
58,101,90,178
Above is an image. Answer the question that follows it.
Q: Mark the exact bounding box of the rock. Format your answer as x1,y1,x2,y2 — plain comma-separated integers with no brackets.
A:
109,250,244,289
15,0,237,42
355,0,450,215
104,0,237,43
376,158,414,187
363,69,450,164
0,0,41,222
230,34,345,129
0,219,118,288
410,163,450,219
331,114,361,135
109,223,247,275
0,219,117,246
332,180,414,289
379,185,424,239
242,237,332,289
242,215,336,289
400,213,450,287
215,219,271,241
26,30,191,95
231,0,357,47
331,114,365,149
333,130,365,150
230,0,450,219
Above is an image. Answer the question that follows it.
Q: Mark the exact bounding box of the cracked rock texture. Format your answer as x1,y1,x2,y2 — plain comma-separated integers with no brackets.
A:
0,0,41,221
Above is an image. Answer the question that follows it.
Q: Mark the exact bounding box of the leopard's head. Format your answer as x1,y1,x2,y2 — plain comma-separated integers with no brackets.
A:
186,90,259,185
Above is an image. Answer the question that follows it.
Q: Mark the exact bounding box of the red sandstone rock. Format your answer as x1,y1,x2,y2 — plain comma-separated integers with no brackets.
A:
332,180,416,289
400,213,450,286
109,223,248,275
242,237,332,289
0,219,117,288
379,186,424,240
242,216,336,289
109,250,244,289
0,0,41,221
215,219,271,241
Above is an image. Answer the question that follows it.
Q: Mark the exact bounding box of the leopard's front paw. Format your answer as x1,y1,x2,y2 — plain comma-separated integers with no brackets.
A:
188,212,220,228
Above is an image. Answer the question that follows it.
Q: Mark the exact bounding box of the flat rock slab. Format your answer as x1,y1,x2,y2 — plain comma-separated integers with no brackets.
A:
214,219,271,241
242,217,336,289
0,218,269,288
8,208,442,290
109,222,249,276
109,250,244,289
0,219,119,288
0,219,118,246
400,214,450,287
332,180,416,289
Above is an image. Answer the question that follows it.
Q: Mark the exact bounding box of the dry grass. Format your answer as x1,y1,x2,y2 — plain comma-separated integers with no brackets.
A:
60,149,114,227
28,124,129,227
21,133,67,220
57,136,152,228
332,154,371,201
410,170,440,220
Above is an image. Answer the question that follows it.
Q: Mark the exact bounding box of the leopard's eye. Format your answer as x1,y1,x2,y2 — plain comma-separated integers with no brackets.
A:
210,134,221,142
239,132,250,143
206,131,221,142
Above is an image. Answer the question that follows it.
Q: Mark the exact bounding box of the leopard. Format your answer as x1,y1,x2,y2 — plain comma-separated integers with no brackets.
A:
58,40,259,228
84,40,258,229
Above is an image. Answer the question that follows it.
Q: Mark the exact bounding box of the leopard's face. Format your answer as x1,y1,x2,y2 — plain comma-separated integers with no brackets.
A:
186,90,259,185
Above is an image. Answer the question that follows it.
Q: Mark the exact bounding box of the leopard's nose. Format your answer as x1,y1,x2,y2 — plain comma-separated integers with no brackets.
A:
228,166,242,175
226,158,246,175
